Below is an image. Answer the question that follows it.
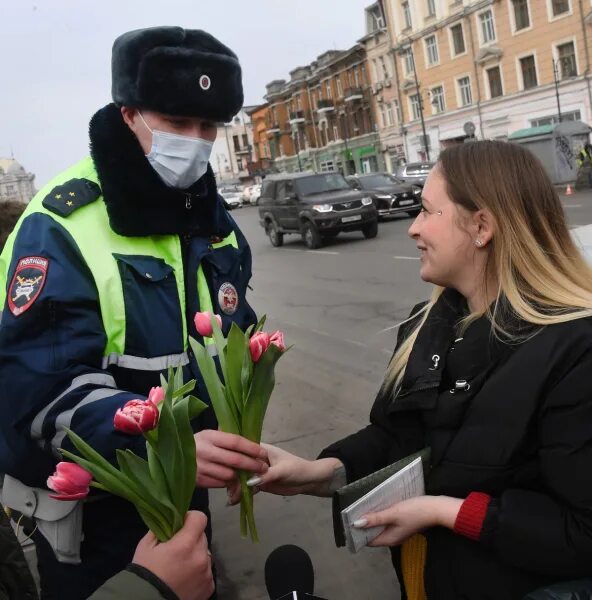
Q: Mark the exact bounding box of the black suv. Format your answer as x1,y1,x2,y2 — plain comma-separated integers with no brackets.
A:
347,173,421,219
257,172,378,249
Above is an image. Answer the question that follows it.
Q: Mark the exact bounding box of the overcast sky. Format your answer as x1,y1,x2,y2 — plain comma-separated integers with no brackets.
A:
1,0,371,187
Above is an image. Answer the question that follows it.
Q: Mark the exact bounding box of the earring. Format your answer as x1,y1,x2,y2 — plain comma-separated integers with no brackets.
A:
475,239,483,247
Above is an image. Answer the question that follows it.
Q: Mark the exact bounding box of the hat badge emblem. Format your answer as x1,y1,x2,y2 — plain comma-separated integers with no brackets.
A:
199,75,211,91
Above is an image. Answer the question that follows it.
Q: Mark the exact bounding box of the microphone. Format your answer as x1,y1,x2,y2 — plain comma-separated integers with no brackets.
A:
264,544,315,599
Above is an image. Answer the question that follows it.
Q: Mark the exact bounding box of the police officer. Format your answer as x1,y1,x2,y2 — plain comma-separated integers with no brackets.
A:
0,27,268,598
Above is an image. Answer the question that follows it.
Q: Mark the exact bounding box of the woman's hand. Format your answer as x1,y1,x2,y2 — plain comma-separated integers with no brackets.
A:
194,430,268,489
247,444,346,497
354,495,463,547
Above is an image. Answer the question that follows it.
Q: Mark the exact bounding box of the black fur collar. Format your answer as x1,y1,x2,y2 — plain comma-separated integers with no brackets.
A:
89,103,232,238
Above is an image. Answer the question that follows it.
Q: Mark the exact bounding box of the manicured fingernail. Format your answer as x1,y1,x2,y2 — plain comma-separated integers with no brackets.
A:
353,518,368,528
246,476,262,487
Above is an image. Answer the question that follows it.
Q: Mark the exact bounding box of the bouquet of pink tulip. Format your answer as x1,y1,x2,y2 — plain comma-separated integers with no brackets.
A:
191,312,287,542
48,368,207,542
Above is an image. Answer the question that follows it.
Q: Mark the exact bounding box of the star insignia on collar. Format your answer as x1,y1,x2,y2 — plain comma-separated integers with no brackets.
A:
55,193,62,199
66,200,73,206
68,192,76,197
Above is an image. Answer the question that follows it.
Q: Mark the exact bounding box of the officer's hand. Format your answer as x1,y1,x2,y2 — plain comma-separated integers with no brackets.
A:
194,429,268,489
132,511,214,600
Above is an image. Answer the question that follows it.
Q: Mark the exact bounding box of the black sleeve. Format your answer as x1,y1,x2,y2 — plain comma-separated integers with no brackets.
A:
480,348,592,577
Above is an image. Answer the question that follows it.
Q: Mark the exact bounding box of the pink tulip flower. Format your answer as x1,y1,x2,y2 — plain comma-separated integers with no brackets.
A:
249,332,271,363
194,311,223,338
147,386,165,406
114,399,159,435
47,462,93,501
269,330,286,352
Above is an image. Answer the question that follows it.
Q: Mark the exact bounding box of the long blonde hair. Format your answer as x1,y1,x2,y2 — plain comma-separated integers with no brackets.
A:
386,140,592,391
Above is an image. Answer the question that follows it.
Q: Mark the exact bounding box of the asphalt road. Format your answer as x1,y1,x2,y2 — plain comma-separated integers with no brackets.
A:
211,188,592,600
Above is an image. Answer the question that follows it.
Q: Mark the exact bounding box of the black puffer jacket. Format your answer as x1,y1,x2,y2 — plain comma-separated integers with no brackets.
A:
320,289,592,599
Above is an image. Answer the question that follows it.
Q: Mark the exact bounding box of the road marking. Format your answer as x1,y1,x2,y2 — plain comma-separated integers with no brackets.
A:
393,255,420,260
307,250,339,255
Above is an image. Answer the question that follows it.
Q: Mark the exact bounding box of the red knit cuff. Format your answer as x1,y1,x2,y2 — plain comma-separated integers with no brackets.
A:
453,492,492,541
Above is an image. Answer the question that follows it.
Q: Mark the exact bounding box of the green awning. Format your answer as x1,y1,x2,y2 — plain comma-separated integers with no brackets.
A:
508,125,554,140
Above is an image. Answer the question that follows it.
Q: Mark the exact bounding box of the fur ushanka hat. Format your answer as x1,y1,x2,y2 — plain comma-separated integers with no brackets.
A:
111,26,243,122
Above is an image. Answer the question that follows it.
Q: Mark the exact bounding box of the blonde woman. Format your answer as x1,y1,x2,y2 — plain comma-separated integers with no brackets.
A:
251,141,592,599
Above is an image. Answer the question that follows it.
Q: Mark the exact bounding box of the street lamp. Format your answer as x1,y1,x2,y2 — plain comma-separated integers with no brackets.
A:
552,58,563,124
398,44,431,161
292,128,303,172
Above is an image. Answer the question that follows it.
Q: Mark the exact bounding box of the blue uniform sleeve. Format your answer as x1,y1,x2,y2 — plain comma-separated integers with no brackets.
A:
0,213,145,486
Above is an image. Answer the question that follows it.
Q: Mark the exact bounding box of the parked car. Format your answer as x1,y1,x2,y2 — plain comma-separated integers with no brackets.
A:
220,186,243,210
346,173,421,219
249,184,262,205
257,172,378,249
241,185,252,204
395,162,435,188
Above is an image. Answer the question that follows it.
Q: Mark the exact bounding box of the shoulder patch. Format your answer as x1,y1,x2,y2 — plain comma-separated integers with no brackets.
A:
42,178,101,217
8,256,49,316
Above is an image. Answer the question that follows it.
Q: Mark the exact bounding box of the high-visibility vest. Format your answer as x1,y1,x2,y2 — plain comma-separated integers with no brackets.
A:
0,155,238,364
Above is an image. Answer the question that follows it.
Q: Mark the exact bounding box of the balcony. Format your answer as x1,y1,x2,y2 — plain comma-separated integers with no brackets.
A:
317,99,335,113
289,111,306,125
235,147,251,156
344,87,364,102
266,123,281,135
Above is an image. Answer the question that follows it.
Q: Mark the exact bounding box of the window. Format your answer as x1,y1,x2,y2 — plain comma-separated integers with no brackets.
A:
479,10,496,44
361,64,367,85
372,59,379,81
486,66,503,98
530,109,581,127
512,0,530,30
402,1,412,28
367,4,385,32
557,41,577,78
409,94,421,120
386,103,394,126
336,77,343,97
425,35,439,65
380,56,390,79
325,80,332,99
520,55,538,89
450,24,465,56
380,104,388,127
551,0,570,16
233,135,240,152
355,68,361,87
393,99,402,124
458,76,473,106
402,48,414,75
242,134,249,148
427,0,436,16
333,125,339,141
430,85,445,113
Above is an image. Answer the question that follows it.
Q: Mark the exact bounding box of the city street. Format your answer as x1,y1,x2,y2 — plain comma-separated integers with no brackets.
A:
211,189,592,599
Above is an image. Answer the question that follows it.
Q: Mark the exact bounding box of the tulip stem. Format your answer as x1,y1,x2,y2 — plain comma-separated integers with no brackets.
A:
239,470,259,543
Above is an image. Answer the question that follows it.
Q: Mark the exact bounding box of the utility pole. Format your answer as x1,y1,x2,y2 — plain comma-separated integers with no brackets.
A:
293,128,303,171
410,49,430,161
552,59,563,123
341,112,351,175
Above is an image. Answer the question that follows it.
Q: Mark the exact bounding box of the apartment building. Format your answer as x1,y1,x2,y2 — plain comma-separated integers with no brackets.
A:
382,0,592,160
213,108,257,183
262,44,383,175
360,2,407,171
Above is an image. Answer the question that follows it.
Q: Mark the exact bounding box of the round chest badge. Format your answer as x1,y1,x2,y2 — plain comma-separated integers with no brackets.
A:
199,75,211,91
218,282,238,315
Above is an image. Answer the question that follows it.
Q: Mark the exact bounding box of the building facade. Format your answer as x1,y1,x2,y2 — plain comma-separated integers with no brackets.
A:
0,158,36,204
212,107,257,184
360,2,408,171
381,0,592,161
263,44,384,175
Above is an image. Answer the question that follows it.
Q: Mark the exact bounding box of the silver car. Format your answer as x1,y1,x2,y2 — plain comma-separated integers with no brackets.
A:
395,162,435,188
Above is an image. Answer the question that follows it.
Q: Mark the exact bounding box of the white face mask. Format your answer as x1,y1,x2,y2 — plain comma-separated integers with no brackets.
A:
139,112,214,189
